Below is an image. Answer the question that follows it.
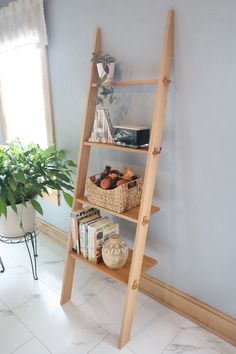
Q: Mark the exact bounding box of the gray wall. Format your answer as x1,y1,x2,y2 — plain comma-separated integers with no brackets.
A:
1,0,235,318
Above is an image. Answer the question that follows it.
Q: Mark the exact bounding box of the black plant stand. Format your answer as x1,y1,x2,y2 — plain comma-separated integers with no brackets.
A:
0,256,4,273
0,228,39,280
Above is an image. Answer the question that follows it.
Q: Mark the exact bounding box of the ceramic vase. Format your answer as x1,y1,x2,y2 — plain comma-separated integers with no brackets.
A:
102,234,129,269
0,201,36,238
97,62,115,84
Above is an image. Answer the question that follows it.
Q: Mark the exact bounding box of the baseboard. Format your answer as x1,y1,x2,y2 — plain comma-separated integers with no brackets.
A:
37,218,68,246
140,275,236,345
37,218,236,346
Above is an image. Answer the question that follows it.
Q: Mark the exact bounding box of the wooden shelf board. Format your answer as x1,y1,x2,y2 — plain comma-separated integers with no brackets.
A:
76,196,160,223
70,249,158,285
84,141,149,154
91,79,158,87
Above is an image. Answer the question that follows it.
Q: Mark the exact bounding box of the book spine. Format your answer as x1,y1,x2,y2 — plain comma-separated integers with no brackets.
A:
79,223,84,257
70,217,77,252
84,224,88,259
75,219,79,253
88,225,93,261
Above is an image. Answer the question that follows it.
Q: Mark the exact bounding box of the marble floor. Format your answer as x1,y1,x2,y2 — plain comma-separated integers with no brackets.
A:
0,233,235,354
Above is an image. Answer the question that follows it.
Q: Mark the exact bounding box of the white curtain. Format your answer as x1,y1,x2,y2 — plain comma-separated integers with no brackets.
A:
0,0,47,52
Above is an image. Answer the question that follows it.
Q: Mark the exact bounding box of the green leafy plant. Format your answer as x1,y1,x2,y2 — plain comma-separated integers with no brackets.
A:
0,140,76,218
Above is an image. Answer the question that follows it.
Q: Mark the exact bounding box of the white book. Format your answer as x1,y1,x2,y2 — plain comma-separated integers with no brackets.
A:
78,213,100,257
70,217,77,251
87,218,111,261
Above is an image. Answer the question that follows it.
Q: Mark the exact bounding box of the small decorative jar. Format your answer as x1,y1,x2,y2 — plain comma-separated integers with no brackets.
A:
102,234,129,269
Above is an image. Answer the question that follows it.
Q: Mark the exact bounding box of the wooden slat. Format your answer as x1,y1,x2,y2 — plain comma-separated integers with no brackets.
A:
73,29,101,211
70,249,157,285
60,28,101,305
118,9,174,348
60,230,76,305
84,141,149,154
91,79,158,87
76,196,160,223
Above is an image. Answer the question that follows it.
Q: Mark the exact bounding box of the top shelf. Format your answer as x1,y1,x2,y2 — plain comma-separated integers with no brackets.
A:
91,79,159,87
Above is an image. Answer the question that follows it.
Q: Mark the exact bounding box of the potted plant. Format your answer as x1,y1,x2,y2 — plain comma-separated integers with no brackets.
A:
91,52,116,85
0,140,76,237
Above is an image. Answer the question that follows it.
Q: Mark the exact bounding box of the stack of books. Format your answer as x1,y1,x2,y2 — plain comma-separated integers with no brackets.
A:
70,207,119,263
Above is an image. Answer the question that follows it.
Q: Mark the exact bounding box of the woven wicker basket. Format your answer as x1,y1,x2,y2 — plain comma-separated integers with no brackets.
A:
86,174,143,213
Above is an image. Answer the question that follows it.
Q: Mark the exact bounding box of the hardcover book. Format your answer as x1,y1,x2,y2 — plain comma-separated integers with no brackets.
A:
87,217,112,261
70,207,100,253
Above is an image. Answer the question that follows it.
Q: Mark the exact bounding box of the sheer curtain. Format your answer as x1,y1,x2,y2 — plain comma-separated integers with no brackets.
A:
0,0,47,52
0,0,50,148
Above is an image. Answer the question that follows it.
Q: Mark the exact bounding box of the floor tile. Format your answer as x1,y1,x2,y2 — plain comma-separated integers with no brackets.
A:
105,279,150,305
89,334,134,354
37,234,66,259
143,298,169,315
0,234,65,274
126,316,180,354
13,289,107,354
79,285,157,338
186,327,236,354
12,337,51,354
0,272,48,309
163,329,222,354
0,243,29,274
37,259,65,294
1,233,234,353
144,298,197,328
71,265,107,307
0,299,33,354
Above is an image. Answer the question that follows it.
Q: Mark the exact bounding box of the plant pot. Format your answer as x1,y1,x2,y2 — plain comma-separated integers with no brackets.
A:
97,62,115,84
0,201,36,238
102,234,129,269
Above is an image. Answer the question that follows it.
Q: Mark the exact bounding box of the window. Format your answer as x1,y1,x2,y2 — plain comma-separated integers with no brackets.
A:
0,0,58,205
0,44,58,205
0,43,54,148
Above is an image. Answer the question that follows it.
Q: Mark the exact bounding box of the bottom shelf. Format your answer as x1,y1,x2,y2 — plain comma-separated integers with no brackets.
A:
70,249,157,285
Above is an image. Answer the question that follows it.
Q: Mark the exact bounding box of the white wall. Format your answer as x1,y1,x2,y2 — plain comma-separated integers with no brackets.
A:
0,0,235,318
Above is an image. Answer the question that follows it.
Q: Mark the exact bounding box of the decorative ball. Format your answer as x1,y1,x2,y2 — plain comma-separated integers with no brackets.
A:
109,173,118,180
102,235,129,269
117,179,126,187
110,169,121,176
123,167,134,180
100,178,111,189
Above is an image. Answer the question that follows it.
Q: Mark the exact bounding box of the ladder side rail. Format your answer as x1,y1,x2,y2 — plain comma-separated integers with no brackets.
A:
74,28,101,209
60,28,101,305
118,9,174,347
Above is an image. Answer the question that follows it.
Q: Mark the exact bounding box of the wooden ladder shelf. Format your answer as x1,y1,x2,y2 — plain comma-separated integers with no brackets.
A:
60,9,174,348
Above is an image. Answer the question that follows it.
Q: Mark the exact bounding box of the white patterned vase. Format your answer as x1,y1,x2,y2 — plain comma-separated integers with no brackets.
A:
97,62,115,84
102,234,129,269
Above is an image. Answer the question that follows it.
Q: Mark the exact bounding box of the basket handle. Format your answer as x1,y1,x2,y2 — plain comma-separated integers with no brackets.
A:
127,178,141,189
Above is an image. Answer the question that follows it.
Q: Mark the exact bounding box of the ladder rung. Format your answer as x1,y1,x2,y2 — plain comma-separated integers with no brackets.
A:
70,249,158,285
76,196,160,223
84,141,149,154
